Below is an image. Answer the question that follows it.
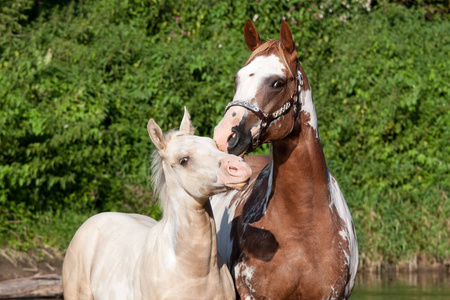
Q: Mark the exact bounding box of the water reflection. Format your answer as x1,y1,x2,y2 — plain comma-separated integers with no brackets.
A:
352,271,450,299
19,271,450,300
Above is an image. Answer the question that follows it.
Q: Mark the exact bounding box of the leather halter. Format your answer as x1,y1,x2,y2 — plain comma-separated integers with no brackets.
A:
224,61,304,152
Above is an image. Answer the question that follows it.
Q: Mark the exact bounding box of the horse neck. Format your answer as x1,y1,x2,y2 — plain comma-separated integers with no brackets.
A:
271,79,330,214
160,167,218,276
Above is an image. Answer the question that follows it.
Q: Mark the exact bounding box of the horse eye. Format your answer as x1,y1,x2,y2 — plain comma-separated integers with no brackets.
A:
273,80,285,88
179,156,189,166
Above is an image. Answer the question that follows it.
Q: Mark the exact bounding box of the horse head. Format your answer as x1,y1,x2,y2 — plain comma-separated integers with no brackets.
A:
148,107,252,206
214,20,310,156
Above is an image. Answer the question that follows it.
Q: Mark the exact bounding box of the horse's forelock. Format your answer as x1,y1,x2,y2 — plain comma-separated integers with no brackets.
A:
245,40,295,79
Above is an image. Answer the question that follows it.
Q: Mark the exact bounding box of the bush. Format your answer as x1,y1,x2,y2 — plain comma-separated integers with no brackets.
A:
314,4,449,265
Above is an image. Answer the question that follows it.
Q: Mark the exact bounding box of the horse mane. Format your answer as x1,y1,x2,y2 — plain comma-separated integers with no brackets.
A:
245,39,295,79
150,148,166,203
150,130,190,212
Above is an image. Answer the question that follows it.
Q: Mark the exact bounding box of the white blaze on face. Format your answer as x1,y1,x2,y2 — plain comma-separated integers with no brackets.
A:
214,54,289,153
234,54,287,103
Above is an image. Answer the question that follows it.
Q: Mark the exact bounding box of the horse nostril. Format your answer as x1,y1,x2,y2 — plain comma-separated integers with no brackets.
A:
227,164,241,177
227,131,236,142
226,125,252,156
227,130,240,149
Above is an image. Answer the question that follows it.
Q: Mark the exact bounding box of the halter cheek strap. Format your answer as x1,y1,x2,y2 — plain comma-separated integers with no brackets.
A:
224,62,304,152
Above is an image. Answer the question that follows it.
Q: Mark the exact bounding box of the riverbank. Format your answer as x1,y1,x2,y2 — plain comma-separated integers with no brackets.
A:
0,247,63,281
1,247,448,282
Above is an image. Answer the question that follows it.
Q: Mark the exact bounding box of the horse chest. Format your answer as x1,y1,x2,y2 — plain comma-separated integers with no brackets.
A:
233,239,322,300
231,205,351,300
234,242,349,300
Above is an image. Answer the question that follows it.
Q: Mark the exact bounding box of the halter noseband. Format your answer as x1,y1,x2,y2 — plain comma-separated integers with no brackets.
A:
224,61,304,152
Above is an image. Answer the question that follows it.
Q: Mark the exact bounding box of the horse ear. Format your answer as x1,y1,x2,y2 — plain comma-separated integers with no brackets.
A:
180,106,195,135
280,20,296,55
147,119,167,150
244,19,262,52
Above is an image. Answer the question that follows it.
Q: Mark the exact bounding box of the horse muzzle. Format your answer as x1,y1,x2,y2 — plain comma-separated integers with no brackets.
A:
214,106,258,156
217,155,252,190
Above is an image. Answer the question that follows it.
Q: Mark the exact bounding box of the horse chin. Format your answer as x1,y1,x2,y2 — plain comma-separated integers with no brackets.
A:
236,148,249,158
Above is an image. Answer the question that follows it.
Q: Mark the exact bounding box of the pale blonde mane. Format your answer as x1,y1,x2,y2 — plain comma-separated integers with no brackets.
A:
245,39,295,79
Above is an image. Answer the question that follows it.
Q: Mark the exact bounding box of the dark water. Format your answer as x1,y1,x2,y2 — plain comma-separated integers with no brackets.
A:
21,271,450,299
352,271,450,299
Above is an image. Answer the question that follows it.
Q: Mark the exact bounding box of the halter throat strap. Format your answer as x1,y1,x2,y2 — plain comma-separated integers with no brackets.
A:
224,61,304,151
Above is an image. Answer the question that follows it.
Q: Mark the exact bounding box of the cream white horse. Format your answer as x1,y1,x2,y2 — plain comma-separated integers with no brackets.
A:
62,108,251,300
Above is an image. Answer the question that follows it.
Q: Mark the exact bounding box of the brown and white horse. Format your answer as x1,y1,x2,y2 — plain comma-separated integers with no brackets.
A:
211,20,358,299
63,108,251,300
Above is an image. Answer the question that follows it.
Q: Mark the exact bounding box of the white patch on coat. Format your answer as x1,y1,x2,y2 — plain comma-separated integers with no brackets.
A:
210,190,237,266
300,89,320,139
234,54,286,104
339,229,348,241
328,171,359,296
235,261,256,298
240,264,256,293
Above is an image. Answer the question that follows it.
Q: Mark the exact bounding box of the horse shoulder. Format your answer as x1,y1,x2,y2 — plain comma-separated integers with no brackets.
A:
64,212,158,300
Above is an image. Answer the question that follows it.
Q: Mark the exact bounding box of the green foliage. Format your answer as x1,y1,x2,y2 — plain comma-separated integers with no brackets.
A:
0,0,448,266
314,4,449,265
379,0,450,20
0,0,34,35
